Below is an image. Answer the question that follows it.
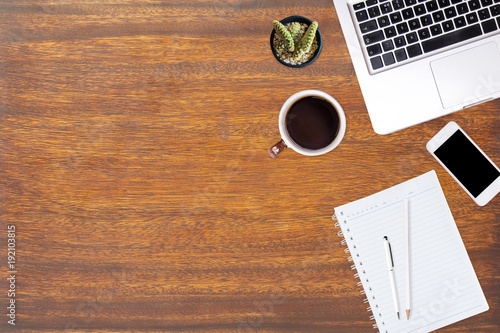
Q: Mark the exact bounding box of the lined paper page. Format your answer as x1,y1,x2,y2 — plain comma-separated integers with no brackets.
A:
335,171,488,333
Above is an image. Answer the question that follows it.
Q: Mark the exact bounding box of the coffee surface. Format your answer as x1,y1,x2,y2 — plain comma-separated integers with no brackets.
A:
285,96,340,150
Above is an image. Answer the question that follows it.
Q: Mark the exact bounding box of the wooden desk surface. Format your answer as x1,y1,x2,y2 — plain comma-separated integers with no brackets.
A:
0,1,498,332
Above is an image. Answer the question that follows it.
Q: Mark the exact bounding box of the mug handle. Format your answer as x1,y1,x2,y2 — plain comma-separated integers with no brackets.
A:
268,139,287,158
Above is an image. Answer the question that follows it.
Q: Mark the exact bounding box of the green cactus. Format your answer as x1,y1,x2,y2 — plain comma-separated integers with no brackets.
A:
273,20,295,52
301,21,318,52
293,21,318,60
293,47,303,60
275,40,287,53
272,19,319,63
289,22,301,40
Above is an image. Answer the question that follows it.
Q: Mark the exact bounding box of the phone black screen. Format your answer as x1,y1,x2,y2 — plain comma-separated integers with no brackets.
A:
434,130,500,197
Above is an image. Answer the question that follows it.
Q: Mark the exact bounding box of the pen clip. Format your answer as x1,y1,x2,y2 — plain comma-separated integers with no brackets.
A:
384,236,394,268
388,243,394,267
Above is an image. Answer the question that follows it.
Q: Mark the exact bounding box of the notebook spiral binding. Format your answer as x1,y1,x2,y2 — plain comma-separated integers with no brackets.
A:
332,213,386,333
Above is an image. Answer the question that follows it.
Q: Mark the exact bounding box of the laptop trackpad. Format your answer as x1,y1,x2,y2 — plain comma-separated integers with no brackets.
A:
430,42,500,109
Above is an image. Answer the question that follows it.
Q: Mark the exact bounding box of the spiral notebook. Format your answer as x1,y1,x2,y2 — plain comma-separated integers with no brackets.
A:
333,171,488,333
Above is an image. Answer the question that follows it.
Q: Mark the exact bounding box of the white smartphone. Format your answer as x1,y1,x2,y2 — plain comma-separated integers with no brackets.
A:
426,121,500,206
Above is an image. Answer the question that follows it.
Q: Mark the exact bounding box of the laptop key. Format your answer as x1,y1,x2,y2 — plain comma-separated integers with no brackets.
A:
395,48,408,61
353,2,366,10
402,8,415,19
438,0,451,7
426,0,439,11
442,20,455,31
367,43,383,56
382,39,395,50
385,26,398,37
407,44,423,57
368,6,382,17
409,18,422,29
406,31,419,43
468,0,481,10
383,52,396,65
466,12,479,23
393,0,405,9
478,9,491,20
421,24,482,52
445,7,457,18
433,10,445,22
457,3,469,14
481,18,498,32
415,4,427,15
390,12,403,23
421,14,433,25
492,5,500,16
418,27,431,39
360,19,379,33
378,15,391,27
381,2,393,13
397,22,410,33
364,30,386,44
394,35,407,47
370,56,384,69
430,24,444,34
454,15,467,27
356,10,369,22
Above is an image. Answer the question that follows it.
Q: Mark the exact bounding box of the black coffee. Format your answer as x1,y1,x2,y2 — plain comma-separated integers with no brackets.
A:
285,96,340,150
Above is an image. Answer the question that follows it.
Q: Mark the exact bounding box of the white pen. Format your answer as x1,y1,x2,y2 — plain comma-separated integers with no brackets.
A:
384,236,400,319
404,199,411,320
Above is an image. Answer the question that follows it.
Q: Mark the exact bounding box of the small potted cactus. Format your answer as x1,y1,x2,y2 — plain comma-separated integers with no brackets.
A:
270,16,322,67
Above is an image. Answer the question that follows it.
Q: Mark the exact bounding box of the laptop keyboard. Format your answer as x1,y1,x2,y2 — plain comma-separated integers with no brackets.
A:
350,0,500,73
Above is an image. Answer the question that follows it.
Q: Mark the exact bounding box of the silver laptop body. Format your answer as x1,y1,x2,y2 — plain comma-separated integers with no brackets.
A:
333,0,500,134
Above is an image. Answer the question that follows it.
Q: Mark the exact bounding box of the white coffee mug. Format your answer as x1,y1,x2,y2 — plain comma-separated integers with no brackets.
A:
268,90,346,157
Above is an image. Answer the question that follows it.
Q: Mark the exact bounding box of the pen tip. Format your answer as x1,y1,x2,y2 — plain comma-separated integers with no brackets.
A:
397,312,400,319
406,309,411,320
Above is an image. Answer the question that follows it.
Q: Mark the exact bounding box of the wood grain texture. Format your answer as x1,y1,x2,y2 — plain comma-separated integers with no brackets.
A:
0,0,498,332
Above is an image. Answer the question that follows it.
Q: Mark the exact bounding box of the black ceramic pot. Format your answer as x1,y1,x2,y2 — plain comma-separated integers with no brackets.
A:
270,16,322,68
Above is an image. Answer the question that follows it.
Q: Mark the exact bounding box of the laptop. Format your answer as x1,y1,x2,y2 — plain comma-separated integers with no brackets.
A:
332,0,500,134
